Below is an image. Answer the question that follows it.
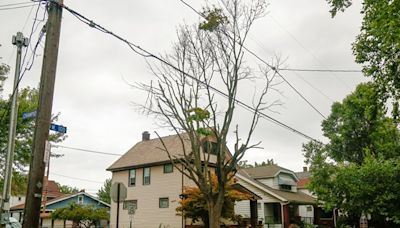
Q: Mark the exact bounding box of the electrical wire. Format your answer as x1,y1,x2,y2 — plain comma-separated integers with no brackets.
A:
0,2,34,7
50,172,104,184
0,4,37,11
278,68,361,73
177,0,327,119
52,145,123,157
57,1,321,143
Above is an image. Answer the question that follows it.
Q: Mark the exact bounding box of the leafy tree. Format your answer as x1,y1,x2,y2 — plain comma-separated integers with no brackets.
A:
56,183,79,194
52,203,109,228
238,159,275,168
303,82,400,226
0,61,66,194
176,174,251,227
97,178,111,204
137,0,278,227
325,0,400,120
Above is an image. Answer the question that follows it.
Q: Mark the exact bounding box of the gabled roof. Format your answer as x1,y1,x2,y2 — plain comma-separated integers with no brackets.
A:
10,192,110,211
107,132,223,171
243,165,298,181
46,191,110,208
107,133,192,171
236,169,316,205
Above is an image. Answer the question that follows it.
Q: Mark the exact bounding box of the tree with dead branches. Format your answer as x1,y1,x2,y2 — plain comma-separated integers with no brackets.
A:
136,0,280,227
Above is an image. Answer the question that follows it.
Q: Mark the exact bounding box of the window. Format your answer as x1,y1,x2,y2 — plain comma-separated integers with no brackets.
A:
77,195,84,204
306,206,312,212
202,141,218,155
143,167,151,185
279,184,292,191
129,169,136,186
164,164,173,173
159,197,169,208
123,200,138,210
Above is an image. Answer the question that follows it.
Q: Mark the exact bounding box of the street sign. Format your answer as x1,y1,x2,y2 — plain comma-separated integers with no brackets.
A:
22,111,37,120
111,182,127,203
50,123,67,134
44,141,51,164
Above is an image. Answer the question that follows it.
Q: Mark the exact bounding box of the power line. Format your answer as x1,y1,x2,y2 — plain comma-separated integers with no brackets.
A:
0,4,37,11
278,68,362,73
0,2,34,7
52,145,123,156
57,2,320,143
50,172,104,184
177,0,327,120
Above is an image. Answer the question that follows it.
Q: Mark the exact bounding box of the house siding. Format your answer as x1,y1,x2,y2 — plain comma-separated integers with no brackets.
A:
110,165,184,228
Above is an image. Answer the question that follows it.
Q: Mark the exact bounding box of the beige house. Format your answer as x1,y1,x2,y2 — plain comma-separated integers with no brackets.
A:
107,132,193,228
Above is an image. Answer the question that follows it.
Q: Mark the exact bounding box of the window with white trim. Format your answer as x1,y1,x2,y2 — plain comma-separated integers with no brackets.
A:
129,169,136,186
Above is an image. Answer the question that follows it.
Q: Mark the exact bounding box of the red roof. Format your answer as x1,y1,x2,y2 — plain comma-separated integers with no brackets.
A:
297,177,310,188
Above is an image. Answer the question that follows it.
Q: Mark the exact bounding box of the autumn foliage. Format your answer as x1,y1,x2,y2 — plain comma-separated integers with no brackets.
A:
177,174,251,226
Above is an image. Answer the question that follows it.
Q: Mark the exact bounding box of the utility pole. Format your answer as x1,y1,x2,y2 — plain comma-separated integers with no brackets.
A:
0,32,28,227
23,0,63,227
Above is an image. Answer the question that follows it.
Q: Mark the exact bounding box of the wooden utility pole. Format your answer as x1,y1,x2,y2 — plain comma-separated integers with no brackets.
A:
22,0,63,227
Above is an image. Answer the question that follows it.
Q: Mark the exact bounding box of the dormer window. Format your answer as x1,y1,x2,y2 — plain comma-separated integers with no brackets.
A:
279,184,292,191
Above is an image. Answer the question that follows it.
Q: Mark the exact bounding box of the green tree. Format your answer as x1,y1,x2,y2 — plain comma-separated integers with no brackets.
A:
97,178,111,204
325,0,400,120
0,63,66,194
303,83,400,226
56,183,79,194
52,203,109,228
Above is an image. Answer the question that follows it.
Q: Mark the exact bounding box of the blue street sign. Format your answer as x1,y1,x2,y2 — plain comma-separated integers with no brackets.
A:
50,123,67,134
22,111,37,120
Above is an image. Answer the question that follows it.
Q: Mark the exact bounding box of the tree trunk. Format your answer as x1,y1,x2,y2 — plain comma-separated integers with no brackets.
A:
208,202,223,228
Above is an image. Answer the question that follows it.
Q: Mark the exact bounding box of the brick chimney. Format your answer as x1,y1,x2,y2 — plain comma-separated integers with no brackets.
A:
142,131,150,141
303,166,308,172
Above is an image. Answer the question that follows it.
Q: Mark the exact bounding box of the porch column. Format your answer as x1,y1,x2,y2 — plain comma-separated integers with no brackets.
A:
313,206,320,226
250,200,258,228
283,204,290,228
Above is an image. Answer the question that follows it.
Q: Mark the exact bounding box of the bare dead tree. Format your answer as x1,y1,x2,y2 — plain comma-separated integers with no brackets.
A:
135,0,281,227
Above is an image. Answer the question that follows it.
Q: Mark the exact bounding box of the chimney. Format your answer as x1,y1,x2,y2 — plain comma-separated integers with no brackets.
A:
303,166,308,172
142,131,150,141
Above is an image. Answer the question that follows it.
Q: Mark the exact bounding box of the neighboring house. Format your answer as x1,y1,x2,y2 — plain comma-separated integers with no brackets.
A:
234,165,317,228
9,178,66,222
10,184,110,228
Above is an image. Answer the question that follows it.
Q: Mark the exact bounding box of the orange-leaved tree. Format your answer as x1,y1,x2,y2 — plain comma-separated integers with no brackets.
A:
177,174,251,227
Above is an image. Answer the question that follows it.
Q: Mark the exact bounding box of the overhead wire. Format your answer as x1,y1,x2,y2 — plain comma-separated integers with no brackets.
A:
50,172,104,184
57,1,320,143
52,145,123,157
0,4,37,11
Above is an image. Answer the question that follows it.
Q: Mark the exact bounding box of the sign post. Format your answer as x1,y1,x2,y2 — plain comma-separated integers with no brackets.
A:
111,182,127,228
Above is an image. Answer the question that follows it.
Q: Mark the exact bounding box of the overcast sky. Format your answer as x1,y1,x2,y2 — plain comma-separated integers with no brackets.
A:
0,0,367,195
